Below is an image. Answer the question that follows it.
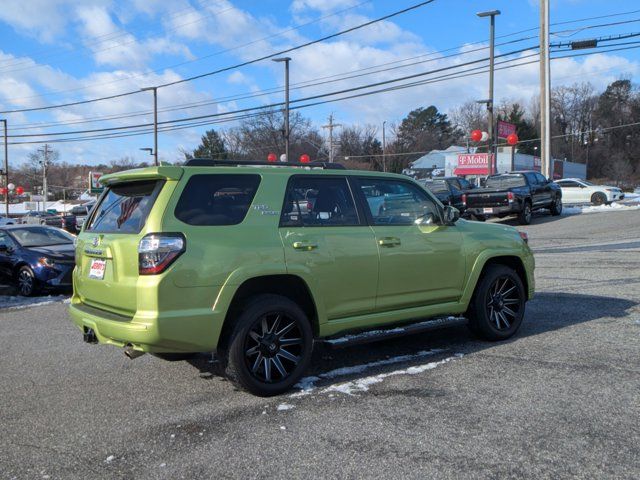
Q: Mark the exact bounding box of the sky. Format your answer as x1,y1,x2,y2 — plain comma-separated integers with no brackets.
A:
0,0,639,166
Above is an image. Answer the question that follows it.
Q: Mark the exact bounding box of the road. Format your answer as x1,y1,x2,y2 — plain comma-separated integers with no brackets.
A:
1,209,639,479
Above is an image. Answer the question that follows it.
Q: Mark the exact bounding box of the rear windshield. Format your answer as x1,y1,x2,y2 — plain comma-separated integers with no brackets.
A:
424,182,449,194
174,174,261,226
86,180,163,233
485,174,527,189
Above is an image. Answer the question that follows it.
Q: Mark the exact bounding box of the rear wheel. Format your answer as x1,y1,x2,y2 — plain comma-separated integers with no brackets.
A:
224,294,313,396
518,202,532,225
550,195,563,216
467,265,526,341
16,266,38,297
591,192,607,206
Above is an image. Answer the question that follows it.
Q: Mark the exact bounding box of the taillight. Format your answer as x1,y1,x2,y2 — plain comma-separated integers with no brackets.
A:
138,233,185,275
519,231,528,244
507,192,515,201
461,194,467,207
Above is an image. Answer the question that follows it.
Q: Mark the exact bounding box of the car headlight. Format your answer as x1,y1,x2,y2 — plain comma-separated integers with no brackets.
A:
38,257,55,267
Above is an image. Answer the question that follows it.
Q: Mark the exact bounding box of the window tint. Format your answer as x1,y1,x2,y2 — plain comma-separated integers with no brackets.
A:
87,180,162,233
558,180,579,188
457,178,471,190
485,174,527,189
358,178,440,225
524,173,538,185
175,174,260,226
534,173,548,184
0,232,14,249
280,176,359,227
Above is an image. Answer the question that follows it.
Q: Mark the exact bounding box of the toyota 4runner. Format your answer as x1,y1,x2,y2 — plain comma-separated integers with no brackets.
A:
69,160,535,396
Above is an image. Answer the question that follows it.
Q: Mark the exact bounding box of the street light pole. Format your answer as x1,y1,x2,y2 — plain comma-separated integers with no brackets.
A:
539,0,552,178
0,119,7,216
272,57,291,162
141,87,159,166
477,9,500,174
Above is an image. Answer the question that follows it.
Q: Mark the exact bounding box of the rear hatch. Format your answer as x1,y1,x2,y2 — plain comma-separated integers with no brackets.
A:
465,189,510,208
74,167,181,316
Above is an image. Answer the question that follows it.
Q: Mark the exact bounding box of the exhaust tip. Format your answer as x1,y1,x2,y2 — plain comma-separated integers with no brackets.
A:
124,345,145,360
83,327,98,344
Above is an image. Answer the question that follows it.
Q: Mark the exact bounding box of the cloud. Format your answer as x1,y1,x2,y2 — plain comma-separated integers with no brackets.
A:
291,0,362,13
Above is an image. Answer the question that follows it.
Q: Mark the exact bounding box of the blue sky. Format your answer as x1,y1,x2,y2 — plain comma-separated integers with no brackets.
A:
0,0,638,165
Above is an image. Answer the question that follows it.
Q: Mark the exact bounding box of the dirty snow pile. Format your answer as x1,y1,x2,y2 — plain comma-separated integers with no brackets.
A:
562,202,640,216
0,294,70,310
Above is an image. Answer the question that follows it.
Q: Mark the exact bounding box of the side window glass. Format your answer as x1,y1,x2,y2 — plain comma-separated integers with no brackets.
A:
358,178,440,225
0,233,11,249
525,173,538,185
175,174,261,226
560,181,578,188
280,177,360,227
535,173,548,184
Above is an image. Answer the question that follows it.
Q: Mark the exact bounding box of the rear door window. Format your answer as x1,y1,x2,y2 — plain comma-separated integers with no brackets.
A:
86,180,163,233
175,174,261,226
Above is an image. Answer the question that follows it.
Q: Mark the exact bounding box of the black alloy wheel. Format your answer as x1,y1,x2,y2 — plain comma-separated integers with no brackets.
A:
550,196,562,216
225,295,313,396
591,192,607,206
485,276,522,331
467,264,526,341
518,202,532,225
17,266,37,296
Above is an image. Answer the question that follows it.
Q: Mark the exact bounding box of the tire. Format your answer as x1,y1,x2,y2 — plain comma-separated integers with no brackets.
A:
517,201,532,225
467,264,526,341
16,266,38,297
550,195,563,216
224,294,313,396
591,192,607,206
472,214,486,222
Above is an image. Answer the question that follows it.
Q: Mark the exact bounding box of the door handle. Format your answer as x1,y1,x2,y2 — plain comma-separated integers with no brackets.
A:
378,237,401,247
292,241,318,251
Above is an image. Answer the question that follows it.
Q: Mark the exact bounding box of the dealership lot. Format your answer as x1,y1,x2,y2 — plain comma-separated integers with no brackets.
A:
1,210,639,479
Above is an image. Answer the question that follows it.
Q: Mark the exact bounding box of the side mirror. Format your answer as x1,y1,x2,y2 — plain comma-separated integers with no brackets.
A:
443,205,460,224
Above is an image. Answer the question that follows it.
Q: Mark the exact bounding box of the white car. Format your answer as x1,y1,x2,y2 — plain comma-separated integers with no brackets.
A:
0,215,15,226
554,178,624,205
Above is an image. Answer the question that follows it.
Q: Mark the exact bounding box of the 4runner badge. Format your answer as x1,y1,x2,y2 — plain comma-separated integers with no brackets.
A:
92,236,101,247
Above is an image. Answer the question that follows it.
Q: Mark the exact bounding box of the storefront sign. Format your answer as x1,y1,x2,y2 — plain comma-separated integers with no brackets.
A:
454,153,492,175
497,121,516,139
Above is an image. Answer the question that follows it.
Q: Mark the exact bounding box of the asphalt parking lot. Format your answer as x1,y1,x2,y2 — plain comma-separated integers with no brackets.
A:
1,209,639,479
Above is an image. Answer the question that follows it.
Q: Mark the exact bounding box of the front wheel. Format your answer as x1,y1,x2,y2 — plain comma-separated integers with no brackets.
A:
518,202,532,225
591,192,607,206
467,265,526,341
16,266,38,296
224,295,313,396
550,196,563,216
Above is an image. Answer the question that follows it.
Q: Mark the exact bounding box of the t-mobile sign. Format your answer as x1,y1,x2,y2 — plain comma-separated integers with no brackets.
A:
454,154,492,175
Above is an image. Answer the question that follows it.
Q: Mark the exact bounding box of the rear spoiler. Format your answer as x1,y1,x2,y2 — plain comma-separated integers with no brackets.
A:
99,166,183,186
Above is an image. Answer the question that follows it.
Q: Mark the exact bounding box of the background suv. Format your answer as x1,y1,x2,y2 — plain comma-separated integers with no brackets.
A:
70,160,535,396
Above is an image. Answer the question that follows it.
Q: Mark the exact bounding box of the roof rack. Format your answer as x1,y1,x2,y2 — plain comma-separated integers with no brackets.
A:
184,158,345,170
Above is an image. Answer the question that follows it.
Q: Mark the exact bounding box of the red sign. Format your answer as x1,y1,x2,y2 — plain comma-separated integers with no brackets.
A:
454,154,492,175
553,161,564,179
497,121,516,139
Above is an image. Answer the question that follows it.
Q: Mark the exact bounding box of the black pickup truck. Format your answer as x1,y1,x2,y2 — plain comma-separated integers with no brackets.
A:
464,171,562,225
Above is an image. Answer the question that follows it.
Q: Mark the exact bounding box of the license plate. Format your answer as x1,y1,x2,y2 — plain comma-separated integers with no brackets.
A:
483,208,494,214
89,259,106,279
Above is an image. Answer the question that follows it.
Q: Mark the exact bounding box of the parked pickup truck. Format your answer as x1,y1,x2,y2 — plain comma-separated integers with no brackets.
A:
465,171,562,225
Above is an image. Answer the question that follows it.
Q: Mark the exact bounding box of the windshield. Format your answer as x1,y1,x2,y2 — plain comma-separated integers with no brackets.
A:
485,174,527,189
10,227,74,247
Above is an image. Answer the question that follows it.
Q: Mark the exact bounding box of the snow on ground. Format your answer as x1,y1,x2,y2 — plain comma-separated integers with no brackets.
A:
276,403,295,411
292,349,462,397
562,202,640,216
0,294,70,311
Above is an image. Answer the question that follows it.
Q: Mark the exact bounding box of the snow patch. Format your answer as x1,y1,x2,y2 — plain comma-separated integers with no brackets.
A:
276,403,295,411
0,294,70,311
105,455,115,463
292,349,459,397
562,202,640,216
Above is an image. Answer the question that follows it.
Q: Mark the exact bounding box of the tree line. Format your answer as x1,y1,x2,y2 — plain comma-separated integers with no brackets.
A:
9,79,640,199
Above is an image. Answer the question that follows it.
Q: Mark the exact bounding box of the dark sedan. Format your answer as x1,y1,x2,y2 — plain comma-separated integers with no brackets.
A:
0,225,75,296
422,180,467,214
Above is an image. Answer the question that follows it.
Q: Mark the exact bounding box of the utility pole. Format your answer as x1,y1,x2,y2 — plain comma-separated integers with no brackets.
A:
0,119,7,217
382,121,387,172
540,0,552,178
272,57,291,161
322,114,342,163
477,9,500,174
38,144,50,213
140,86,159,166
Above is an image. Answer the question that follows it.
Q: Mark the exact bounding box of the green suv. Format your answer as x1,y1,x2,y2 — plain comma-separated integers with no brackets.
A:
69,160,534,396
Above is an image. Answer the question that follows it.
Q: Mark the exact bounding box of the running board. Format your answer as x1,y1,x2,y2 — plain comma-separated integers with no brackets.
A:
321,316,468,349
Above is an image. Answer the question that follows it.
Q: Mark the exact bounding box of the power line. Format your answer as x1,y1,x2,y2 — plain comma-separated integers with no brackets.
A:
0,0,421,113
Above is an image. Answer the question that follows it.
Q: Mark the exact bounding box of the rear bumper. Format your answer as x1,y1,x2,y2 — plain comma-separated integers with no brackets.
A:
68,296,224,353
466,204,518,217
